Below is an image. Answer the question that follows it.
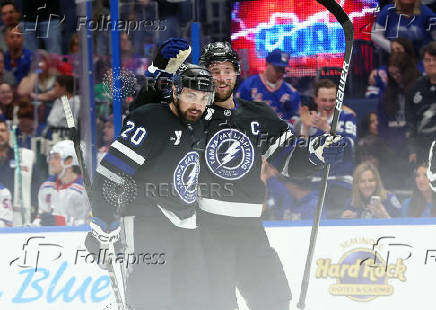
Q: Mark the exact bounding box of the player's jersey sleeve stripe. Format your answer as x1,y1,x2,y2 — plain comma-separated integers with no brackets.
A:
69,187,84,195
96,165,123,184
103,153,136,175
111,140,145,165
428,141,436,190
70,184,84,190
263,129,294,160
41,185,56,190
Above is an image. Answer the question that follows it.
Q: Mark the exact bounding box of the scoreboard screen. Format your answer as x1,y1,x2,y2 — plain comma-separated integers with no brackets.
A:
231,0,378,76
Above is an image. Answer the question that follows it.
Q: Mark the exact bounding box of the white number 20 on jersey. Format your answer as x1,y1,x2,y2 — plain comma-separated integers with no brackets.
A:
120,121,147,146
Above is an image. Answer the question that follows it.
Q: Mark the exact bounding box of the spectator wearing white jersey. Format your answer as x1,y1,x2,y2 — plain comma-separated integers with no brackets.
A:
35,140,89,226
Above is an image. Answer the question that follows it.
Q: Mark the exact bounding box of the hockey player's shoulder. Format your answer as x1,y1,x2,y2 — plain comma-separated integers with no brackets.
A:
69,177,85,195
40,175,57,190
238,98,279,119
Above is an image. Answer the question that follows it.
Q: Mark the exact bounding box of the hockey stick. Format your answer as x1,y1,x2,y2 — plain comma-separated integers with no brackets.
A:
61,96,92,200
297,1,354,309
61,96,127,310
11,126,25,225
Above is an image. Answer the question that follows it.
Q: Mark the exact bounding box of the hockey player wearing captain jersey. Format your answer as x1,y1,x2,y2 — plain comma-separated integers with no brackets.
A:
197,42,347,310
130,39,346,310
35,140,90,226
86,39,215,310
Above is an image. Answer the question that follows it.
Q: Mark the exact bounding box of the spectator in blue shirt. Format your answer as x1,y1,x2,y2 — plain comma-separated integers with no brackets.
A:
342,162,402,219
4,25,32,85
261,156,324,220
402,162,435,217
237,49,300,122
371,0,436,54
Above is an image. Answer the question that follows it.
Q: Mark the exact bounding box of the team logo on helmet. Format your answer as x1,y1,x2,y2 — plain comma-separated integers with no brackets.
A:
205,129,254,180
173,151,200,204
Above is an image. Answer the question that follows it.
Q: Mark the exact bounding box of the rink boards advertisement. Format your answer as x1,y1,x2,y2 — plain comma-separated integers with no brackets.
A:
0,219,435,310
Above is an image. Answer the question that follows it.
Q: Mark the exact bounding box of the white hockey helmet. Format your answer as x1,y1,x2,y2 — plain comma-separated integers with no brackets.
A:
49,140,79,166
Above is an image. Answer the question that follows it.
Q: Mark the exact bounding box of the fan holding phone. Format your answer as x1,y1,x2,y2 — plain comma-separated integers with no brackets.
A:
341,162,401,219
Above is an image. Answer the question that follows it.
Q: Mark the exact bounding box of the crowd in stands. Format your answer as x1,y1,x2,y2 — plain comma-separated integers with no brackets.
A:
0,0,435,227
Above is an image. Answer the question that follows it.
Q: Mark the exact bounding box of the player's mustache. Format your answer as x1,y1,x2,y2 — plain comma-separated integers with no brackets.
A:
188,109,201,113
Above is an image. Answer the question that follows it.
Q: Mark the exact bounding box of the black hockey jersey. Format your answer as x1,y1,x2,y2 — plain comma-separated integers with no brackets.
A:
406,76,436,158
196,98,315,217
91,104,202,228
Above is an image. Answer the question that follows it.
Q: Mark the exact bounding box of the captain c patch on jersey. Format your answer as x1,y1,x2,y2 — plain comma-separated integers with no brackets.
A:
173,151,200,204
205,128,254,180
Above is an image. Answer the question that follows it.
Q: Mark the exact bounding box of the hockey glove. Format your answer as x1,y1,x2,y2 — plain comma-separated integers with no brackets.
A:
147,38,191,77
39,212,66,226
89,217,120,244
309,134,345,166
85,218,120,269
428,140,436,192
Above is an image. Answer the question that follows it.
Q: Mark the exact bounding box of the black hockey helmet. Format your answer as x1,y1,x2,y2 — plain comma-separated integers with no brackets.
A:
173,63,215,105
199,42,240,74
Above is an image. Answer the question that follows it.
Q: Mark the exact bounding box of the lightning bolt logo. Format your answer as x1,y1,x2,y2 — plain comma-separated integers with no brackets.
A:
173,151,200,204
418,105,436,134
218,141,241,168
185,166,198,191
206,129,254,180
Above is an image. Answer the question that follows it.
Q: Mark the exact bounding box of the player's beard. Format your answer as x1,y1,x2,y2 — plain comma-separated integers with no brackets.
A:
174,98,203,123
214,79,236,102
180,108,203,123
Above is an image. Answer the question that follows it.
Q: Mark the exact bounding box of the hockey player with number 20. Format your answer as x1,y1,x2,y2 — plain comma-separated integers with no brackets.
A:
86,39,215,310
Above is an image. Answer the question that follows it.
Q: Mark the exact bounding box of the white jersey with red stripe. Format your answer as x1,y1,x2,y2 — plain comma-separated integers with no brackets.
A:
429,140,436,192
0,184,13,227
38,175,90,225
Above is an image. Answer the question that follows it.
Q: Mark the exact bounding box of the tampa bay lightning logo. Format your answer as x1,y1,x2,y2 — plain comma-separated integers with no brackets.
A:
206,129,254,180
173,151,200,204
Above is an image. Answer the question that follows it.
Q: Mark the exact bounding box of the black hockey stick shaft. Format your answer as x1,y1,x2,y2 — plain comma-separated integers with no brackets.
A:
297,1,354,309
61,96,126,310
